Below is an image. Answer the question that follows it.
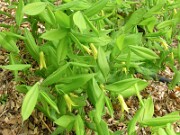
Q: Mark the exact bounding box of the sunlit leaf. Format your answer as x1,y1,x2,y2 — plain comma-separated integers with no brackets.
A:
21,82,39,121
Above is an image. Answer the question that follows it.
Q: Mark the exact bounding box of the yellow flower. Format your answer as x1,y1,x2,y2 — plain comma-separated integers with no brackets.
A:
81,45,92,55
90,43,98,59
39,51,47,70
64,94,76,112
160,39,169,50
117,94,129,113
122,62,127,74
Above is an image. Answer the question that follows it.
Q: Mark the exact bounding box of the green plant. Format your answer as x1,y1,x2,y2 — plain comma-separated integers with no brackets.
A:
0,0,180,134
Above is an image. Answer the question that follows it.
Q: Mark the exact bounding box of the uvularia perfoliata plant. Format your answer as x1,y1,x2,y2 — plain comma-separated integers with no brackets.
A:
0,0,180,134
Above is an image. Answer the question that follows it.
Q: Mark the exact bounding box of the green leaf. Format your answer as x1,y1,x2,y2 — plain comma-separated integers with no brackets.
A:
24,28,39,61
87,78,102,106
171,71,180,88
55,11,70,28
0,64,31,71
124,8,146,31
40,91,60,114
57,38,69,63
116,34,125,51
0,33,19,53
15,0,24,26
21,82,39,121
83,14,99,36
105,78,140,92
23,2,47,15
95,93,105,123
105,96,114,117
129,45,159,60
40,29,68,41
165,123,176,135
75,115,85,135
56,0,91,11
128,107,144,135
73,11,87,33
55,115,75,129
84,0,108,17
98,47,110,80
119,80,148,98
140,112,180,126
55,74,95,93
141,97,154,121
158,128,168,135
42,63,69,86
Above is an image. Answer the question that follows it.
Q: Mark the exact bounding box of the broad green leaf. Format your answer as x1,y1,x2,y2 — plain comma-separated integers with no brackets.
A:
46,6,56,25
0,33,19,53
55,11,70,28
124,8,146,31
73,11,87,33
16,85,29,94
39,6,56,25
15,0,24,26
71,31,111,46
99,120,110,135
144,0,166,18
95,93,105,123
124,33,142,46
105,96,114,117
87,78,102,106
9,53,19,81
40,91,60,114
83,15,99,36
55,115,75,129
165,123,176,135
84,0,108,17
117,53,145,62
75,115,85,135
24,28,39,61
156,19,177,30
171,71,180,88
55,74,95,93
158,128,168,135
145,31,166,37
21,82,39,121
42,63,69,86
98,47,110,80
119,80,148,98
57,38,69,63
23,2,47,15
69,62,95,67
140,112,180,126
128,107,144,135
56,0,91,11
0,64,31,71
41,29,68,41
141,97,154,121
3,31,25,40
116,34,125,51
105,78,140,92
129,45,159,60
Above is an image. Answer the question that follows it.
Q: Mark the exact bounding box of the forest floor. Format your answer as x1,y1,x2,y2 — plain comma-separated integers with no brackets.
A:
0,1,180,135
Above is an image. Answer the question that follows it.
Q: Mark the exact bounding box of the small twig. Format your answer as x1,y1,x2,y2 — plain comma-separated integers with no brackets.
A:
0,109,7,118
41,118,52,133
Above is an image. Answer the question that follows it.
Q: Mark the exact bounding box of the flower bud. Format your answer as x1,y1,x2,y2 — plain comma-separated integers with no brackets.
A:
39,51,47,70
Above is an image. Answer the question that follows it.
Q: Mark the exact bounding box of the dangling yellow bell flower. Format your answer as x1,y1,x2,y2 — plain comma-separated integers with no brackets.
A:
39,51,47,70
118,94,129,113
64,94,76,112
90,43,98,59
81,45,92,55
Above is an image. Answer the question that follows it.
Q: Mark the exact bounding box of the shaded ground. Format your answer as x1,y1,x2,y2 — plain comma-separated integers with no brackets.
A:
0,1,180,135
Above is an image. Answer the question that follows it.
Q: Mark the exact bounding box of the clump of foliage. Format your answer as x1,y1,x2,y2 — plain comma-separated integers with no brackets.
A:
0,0,180,134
